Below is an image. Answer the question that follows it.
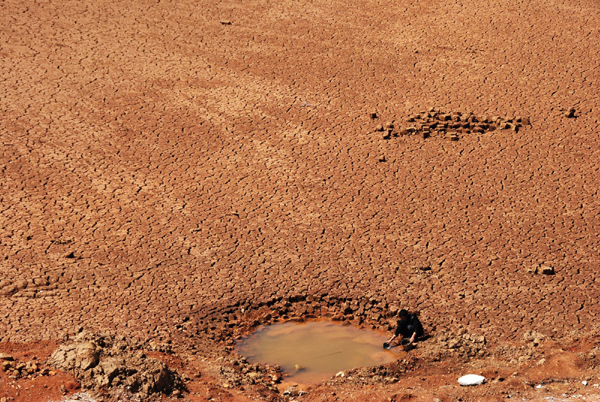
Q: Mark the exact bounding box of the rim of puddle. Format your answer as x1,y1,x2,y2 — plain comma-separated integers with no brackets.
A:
235,319,402,385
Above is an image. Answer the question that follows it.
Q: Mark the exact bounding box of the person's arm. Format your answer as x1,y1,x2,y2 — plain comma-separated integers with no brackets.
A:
409,332,417,344
388,325,401,344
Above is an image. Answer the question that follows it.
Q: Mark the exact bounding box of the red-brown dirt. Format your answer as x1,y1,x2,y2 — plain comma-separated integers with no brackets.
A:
1,0,599,400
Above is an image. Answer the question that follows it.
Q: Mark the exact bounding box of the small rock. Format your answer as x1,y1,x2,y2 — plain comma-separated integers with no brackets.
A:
458,374,485,386
378,155,386,162
540,265,555,275
375,124,384,132
369,112,378,119
335,371,345,377
220,20,232,25
582,381,588,386
566,108,576,118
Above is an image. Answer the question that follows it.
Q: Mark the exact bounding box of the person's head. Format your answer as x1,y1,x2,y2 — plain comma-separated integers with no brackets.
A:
398,309,409,321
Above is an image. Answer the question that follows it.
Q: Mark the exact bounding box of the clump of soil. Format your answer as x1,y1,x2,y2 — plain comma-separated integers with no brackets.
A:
373,108,531,140
47,331,186,401
325,357,419,386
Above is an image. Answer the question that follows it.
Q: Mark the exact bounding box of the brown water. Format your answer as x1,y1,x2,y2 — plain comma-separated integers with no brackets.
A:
235,320,402,384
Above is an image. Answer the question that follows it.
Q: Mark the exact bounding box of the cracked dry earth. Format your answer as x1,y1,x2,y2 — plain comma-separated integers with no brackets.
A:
1,0,600,400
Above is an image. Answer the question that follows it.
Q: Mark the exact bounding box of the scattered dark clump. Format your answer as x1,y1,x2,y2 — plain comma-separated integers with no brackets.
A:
371,108,531,141
214,355,284,393
565,107,576,118
325,357,419,386
48,331,186,401
1,353,56,380
527,264,555,275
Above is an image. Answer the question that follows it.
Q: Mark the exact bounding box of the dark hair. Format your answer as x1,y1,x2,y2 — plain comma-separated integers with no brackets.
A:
398,309,409,318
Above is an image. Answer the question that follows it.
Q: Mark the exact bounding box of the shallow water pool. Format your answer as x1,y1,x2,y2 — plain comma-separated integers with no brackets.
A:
235,320,401,384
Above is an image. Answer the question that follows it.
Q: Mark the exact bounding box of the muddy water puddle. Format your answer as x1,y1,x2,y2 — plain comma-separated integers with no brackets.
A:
235,320,402,384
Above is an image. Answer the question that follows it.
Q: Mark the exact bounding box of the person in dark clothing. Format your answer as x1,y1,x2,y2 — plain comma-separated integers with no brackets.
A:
386,309,424,347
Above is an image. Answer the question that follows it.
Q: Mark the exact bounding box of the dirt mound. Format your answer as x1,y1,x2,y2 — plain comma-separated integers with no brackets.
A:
48,331,185,401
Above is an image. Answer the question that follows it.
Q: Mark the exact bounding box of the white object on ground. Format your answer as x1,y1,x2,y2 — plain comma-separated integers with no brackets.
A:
49,393,99,402
457,374,485,386
582,380,588,386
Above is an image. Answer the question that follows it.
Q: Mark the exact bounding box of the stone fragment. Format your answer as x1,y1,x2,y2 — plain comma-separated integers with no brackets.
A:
369,112,378,119
220,20,232,25
0,353,14,361
540,265,555,275
49,331,185,399
458,374,485,386
566,108,576,118
100,357,124,379
375,124,384,132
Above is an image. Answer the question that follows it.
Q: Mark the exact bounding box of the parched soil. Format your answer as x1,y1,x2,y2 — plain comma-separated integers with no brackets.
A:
1,0,599,400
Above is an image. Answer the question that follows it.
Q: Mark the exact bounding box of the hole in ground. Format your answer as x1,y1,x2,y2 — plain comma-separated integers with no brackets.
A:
235,319,402,385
